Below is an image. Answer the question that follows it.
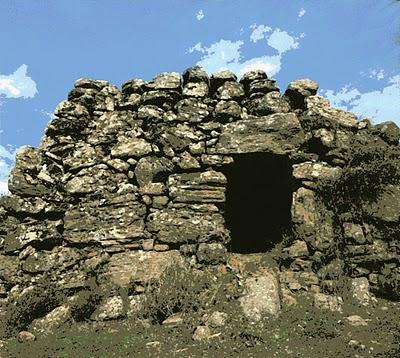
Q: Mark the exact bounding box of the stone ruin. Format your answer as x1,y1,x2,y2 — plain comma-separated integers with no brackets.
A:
1,66,399,334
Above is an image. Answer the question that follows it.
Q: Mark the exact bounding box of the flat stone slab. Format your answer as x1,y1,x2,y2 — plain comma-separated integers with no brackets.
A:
146,208,229,244
168,171,227,203
64,195,147,245
212,113,305,155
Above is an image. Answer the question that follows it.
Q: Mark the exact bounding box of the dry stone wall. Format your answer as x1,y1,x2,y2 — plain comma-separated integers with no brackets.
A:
0,66,399,330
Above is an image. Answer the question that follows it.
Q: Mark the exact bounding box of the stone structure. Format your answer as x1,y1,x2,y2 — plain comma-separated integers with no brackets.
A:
0,67,399,333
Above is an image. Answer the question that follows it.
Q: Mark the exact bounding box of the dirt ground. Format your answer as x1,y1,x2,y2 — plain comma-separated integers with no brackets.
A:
1,289,399,358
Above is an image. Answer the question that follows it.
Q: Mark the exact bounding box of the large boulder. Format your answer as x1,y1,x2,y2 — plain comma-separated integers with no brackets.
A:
102,250,186,288
248,91,291,115
145,72,181,91
29,304,72,336
292,161,341,188
238,268,281,321
291,187,335,251
284,79,319,110
63,164,128,195
111,137,152,158
182,66,209,84
4,219,63,253
303,95,358,130
134,156,174,187
373,121,400,146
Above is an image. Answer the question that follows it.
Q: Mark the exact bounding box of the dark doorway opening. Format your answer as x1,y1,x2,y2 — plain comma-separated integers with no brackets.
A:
222,153,293,253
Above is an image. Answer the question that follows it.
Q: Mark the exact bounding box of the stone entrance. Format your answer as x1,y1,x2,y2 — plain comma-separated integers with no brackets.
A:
222,153,293,253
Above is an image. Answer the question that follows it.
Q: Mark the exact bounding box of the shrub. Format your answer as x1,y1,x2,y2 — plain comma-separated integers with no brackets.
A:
139,264,214,324
312,140,400,290
0,278,66,338
316,141,400,222
378,266,400,300
68,288,103,322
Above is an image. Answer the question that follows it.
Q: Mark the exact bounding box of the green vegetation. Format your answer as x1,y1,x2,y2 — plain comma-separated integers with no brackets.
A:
2,275,399,357
313,138,400,299
315,141,400,222
138,265,215,324
0,279,66,338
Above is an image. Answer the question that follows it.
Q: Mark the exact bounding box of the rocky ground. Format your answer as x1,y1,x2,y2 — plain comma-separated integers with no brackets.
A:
1,295,399,357
1,252,399,358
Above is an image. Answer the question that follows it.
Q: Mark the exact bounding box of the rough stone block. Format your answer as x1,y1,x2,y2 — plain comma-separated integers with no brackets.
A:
196,243,227,264
103,250,185,288
213,113,305,155
63,195,147,245
363,185,400,223
146,208,229,245
239,268,281,321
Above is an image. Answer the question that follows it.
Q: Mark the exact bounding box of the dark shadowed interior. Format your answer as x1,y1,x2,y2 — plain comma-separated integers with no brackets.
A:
222,153,293,253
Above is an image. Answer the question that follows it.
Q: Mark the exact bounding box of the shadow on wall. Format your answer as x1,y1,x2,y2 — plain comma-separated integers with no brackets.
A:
222,153,294,253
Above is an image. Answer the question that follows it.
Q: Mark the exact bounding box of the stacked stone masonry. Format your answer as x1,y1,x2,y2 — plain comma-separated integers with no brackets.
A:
0,66,399,326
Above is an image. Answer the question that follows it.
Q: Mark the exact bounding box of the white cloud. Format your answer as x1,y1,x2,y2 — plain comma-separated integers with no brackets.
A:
298,8,306,18
0,64,38,99
190,39,281,77
249,24,272,43
0,79,21,96
0,159,11,195
236,60,280,77
191,39,244,74
188,25,303,78
0,181,8,196
196,9,204,21
267,29,300,54
0,145,18,196
320,75,400,124
321,85,362,109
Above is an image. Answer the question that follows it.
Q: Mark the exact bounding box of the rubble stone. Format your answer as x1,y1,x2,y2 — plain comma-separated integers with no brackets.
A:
0,66,399,334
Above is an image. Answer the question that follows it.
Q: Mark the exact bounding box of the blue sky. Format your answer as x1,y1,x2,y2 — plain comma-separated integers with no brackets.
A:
1,0,400,194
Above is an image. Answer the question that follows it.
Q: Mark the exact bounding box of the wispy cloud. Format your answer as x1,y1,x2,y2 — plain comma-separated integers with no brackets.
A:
249,24,272,43
360,68,386,81
320,74,400,124
196,9,204,21
0,145,17,161
188,25,303,78
298,8,306,18
188,42,206,54
0,64,38,99
35,108,54,119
